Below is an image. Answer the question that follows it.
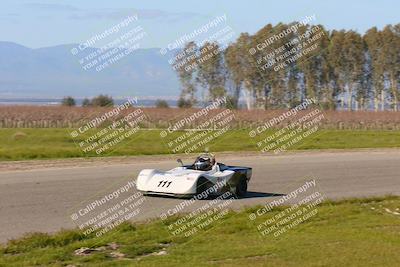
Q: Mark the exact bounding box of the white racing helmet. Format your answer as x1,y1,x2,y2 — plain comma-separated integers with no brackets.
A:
194,153,215,171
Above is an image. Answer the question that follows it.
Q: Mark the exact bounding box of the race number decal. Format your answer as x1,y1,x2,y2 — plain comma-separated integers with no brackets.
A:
158,181,172,187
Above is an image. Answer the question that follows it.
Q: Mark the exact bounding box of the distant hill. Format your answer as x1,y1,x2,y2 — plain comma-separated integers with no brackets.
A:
0,41,180,98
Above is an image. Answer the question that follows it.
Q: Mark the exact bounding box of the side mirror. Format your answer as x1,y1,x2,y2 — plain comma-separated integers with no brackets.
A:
177,159,183,166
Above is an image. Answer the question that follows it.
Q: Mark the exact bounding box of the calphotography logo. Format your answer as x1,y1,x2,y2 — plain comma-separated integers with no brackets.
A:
161,191,235,238
248,178,326,238
248,98,326,154
159,96,237,154
69,97,150,156
1,1,399,266
69,179,146,237
70,15,147,72
161,14,236,73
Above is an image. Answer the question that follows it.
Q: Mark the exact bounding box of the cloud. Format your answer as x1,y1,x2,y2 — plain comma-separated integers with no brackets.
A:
4,13,19,17
24,3,79,12
0,13,21,23
68,9,137,20
68,8,201,21
24,3,200,21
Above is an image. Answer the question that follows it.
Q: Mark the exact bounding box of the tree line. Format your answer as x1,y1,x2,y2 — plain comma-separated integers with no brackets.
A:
173,23,400,111
62,95,171,109
62,95,114,107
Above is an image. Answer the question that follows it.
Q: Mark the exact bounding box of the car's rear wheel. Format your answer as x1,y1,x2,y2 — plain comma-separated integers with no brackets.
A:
235,176,248,198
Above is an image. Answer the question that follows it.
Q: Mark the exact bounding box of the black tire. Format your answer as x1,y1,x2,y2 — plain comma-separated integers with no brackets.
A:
235,176,248,199
196,177,211,198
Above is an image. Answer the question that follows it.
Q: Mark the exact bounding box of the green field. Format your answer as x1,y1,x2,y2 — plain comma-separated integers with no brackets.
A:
0,128,400,161
0,196,399,266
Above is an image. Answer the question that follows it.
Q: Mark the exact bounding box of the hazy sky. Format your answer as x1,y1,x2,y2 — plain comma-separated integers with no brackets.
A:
1,0,399,48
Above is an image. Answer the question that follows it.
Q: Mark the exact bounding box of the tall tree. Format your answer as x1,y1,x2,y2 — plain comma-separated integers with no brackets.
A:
297,24,332,107
173,41,198,107
249,24,275,109
344,31,364,111
381,25,400,111
173,22,399,112
225,43,244,108
235,33,260,109
328,31,344,109
329,30,364,110
196,42,227,104
364,28,385,111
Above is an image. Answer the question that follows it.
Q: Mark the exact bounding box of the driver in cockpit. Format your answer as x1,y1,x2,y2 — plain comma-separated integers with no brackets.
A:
193,154,216,171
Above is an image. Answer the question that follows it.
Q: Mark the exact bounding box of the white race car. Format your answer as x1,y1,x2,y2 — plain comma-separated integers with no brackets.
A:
136,153,252,198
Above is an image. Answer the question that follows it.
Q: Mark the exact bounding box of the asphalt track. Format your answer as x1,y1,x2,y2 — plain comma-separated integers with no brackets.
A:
1,150,399,243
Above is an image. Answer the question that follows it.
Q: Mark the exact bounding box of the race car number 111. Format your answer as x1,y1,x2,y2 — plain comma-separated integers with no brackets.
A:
158,181,172,187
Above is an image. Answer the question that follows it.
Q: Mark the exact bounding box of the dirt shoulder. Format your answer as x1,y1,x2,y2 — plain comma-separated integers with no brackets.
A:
1,148,400,172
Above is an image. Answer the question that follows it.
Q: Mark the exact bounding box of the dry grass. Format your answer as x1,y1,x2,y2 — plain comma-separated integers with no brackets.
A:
12,131,27,140
1,197,399,266
1,106,400,129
